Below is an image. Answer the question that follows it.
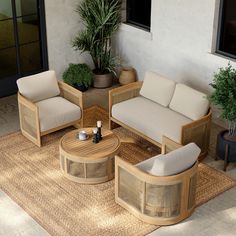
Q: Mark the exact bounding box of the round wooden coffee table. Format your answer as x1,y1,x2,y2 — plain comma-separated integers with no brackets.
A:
59,128,120,184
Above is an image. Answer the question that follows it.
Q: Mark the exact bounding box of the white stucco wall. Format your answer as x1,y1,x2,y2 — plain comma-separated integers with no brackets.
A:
115,0,236,125
44,0,93,79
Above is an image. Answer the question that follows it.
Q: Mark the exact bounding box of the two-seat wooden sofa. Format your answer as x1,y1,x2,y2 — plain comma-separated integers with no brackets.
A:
109,71,212,160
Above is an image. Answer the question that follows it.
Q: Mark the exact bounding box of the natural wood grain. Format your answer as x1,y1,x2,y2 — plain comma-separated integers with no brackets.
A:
59,128,121,184
18,81,83,147
115,142,198,225
109,82,212,160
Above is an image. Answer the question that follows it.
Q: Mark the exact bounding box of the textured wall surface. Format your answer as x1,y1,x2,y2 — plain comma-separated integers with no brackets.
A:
115,0,236,124
44,0,93,79
116,0,236,93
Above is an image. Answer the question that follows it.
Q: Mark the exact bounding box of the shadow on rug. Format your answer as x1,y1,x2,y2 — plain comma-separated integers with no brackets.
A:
0,106,235,236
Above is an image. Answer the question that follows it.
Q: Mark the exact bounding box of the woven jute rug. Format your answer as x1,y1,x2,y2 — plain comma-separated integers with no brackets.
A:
0,106,235,236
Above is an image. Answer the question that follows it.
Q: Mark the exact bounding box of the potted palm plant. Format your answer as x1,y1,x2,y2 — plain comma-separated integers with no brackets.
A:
63,63,93,92
209,63,236,170
73,0,121,88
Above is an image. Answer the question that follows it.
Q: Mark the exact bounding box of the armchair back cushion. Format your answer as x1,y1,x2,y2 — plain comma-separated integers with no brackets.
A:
169,84,209,120
17,70,60,102
140,71,176,107
137,143,200,176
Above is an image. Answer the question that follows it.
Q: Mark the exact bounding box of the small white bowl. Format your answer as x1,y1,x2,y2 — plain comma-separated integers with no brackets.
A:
77,131,88,141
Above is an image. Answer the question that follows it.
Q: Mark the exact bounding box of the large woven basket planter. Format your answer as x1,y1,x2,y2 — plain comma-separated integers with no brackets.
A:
93,72,113,88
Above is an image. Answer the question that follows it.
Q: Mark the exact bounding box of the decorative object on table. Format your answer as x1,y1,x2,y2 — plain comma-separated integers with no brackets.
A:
72,0,121,88
63,63,93,92
119,67,136,85
96,120,102,141
208,63,236,171
77,130,88,141
92,128,99,144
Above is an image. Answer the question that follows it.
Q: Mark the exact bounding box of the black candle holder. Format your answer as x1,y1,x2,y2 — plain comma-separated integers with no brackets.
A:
93,132,99,143
97,127,102,141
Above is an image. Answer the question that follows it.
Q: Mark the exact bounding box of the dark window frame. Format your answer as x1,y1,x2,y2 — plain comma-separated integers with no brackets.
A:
0,0,48,97
126,0,151,32
216,0,236,60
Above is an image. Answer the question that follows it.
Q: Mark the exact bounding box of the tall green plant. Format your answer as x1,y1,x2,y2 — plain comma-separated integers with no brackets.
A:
209,63,236,136
73,0,121,74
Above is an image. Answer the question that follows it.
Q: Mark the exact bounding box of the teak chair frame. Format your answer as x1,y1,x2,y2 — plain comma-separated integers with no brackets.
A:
115,137,198,225
18,81,83,147
109,81,212,160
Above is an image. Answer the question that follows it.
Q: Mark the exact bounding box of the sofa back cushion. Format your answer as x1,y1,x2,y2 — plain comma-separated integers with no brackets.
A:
17,70,60,102
140,71,176,107
148,143,200,176
169,84,209,120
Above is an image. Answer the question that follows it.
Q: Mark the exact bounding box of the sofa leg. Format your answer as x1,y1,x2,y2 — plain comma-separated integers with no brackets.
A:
109,119,120,130
198,150,208,161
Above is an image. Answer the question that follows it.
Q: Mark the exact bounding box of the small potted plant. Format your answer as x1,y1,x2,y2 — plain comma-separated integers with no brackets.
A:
209,63,236,170
63,63,93,92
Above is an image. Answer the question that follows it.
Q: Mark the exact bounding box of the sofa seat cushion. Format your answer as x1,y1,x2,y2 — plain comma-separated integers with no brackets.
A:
17,70,60,102
36,97,81,132
112,96,192,143
169,84,209,120
137,143,200,176
140,71,176,107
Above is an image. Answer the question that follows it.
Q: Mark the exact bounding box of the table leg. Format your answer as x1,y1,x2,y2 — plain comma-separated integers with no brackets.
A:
224,144,229,172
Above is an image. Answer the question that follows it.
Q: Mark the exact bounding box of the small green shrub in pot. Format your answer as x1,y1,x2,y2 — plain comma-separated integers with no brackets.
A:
63,63,93,92
209,63,236,139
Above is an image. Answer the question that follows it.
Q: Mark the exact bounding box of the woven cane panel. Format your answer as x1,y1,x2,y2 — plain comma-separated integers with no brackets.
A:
184,124,206,149
118,167,143,211
60,154,65,171
145,183,182,218
112,88,140,105
67,160,85,178
20,103,37,138
188,173,198,209
86,161,107,178
62,90,81,107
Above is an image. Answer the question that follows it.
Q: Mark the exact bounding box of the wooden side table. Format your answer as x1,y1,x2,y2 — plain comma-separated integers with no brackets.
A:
59,128,120,184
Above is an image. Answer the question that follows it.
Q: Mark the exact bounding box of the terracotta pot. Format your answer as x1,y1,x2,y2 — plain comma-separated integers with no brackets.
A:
93,72,113,88
119,67,136,85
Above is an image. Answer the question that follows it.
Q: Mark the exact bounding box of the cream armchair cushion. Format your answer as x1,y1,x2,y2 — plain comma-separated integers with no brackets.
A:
17,70,60,102
137,143,200,176
36,97,81,132
169,84,209,120
140,71,176,107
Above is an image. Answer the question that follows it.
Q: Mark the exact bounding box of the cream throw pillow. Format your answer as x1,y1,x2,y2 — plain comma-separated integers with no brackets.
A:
148,143,200,176
140,71,176,107
17,70,60,102
169,84,209,120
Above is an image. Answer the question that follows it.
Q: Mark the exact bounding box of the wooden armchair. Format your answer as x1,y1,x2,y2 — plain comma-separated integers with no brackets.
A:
17,71,83,147
109,81,212,160
115,139,199,225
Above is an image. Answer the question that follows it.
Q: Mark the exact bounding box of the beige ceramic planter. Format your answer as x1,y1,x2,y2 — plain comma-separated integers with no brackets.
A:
119,67,136,85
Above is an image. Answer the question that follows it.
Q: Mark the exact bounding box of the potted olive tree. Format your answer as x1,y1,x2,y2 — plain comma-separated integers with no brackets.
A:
209,63,236,170
63,63,93,92
73,0,121,88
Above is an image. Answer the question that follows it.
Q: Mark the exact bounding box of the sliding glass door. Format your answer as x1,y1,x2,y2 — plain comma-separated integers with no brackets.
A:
0,0,48,97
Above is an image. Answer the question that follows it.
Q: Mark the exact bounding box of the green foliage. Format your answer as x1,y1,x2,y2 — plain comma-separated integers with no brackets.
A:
209,63,236,135
63,63,93,88
72,0,121,74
